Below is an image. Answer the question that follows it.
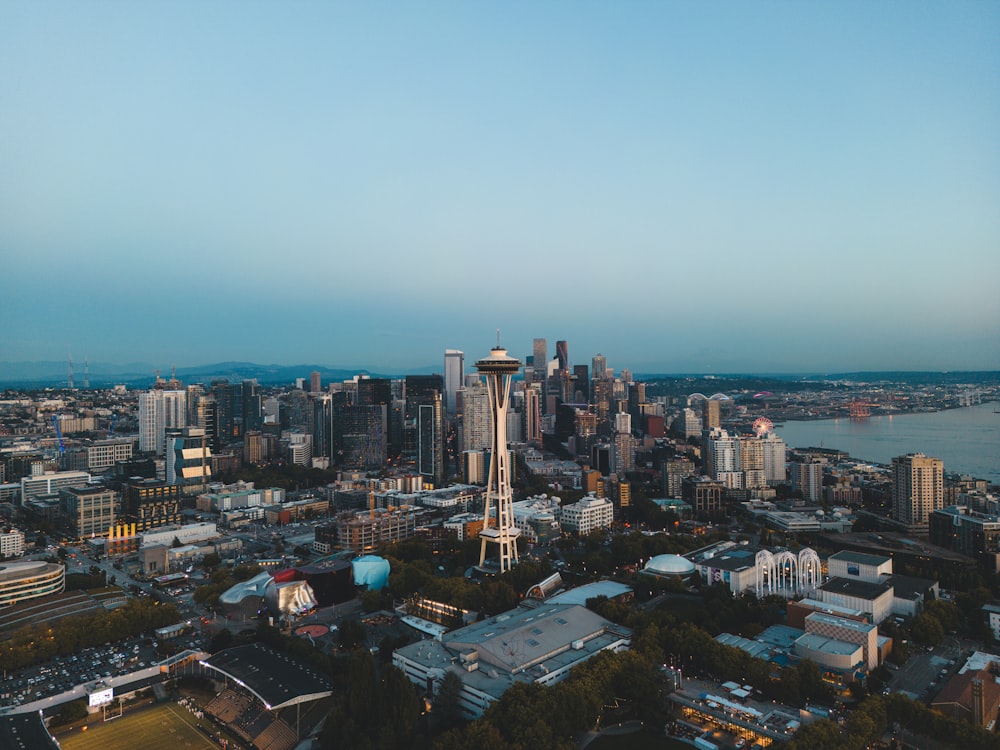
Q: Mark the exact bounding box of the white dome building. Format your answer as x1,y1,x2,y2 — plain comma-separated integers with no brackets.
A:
642,554,696,581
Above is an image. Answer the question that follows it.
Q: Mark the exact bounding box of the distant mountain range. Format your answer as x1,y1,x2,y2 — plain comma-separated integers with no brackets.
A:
0,361,995,390
0,360,437,388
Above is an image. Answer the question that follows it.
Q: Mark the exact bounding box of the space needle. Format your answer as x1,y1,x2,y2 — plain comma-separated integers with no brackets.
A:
476,341,522,573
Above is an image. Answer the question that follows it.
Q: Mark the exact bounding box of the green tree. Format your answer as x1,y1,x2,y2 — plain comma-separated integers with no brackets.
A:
433,671,466,731
53,699,88,726
339,618,367,650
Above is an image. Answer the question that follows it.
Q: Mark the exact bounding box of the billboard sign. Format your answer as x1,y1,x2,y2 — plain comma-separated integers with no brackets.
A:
88,687,114,707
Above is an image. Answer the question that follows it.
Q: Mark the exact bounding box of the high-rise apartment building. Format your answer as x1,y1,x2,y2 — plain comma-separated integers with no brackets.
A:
444,349,464,414
892,452,944,528
739,436,766,489
761,433,787,484
613,432,635,473
138,389,187,455
681,408,702,438
705,428,739,479
791,459,824,504
703,398,721,430
663,458,695,498
462,383,491,453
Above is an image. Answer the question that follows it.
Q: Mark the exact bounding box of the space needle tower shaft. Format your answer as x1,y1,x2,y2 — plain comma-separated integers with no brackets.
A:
476,343,522,573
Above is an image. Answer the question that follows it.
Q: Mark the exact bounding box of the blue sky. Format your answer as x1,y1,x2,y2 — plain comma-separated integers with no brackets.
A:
2,1,998,374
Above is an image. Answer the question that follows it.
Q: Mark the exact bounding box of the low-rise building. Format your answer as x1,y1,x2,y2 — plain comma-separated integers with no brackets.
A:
0,560,65,607
393,601,631,718
443,512,486,542
816,577,894,625
60,485,117,539
804,611,880,671
0,528,25,558
21,470,90,502
827,550,893,582
559,495,614,535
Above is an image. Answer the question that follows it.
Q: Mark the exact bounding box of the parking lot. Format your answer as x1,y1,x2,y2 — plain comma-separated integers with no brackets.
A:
1,635,183,709
888,642,963,701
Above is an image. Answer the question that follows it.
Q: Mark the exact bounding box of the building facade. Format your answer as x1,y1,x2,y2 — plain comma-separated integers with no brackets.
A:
892,453,944,529
59,485,116,539
560,495,615,535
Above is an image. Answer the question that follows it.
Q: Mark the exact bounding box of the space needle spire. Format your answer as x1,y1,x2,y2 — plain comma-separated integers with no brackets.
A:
476,341,522,573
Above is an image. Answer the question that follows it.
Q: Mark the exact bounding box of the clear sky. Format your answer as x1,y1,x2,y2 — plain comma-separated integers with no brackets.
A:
2,1,998,375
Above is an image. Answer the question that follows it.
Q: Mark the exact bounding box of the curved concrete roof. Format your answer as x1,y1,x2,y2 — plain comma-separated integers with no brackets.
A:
644,554,696,576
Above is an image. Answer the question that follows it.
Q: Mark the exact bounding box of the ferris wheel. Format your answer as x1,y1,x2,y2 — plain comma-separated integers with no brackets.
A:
752,417,774,437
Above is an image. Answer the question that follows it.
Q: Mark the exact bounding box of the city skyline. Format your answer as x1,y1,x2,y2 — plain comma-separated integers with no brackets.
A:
2,2,999,374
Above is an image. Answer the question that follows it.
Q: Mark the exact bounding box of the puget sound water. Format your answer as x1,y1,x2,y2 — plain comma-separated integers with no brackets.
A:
773,400,1000,484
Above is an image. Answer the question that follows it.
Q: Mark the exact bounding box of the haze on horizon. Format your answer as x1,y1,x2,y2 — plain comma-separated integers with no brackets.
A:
2,1,998,375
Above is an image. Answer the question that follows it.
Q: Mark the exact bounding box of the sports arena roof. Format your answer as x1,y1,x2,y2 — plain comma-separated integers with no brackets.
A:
546,580,632,606
0,712,59,750
644,554,696,576
201,642,333,710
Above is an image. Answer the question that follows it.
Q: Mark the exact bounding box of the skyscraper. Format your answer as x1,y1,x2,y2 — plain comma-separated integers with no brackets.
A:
476,344,522,572
892,452,944,528
592,353,607,381
444,349,464,415
555,340,568,371
461,382,491,453
310,371,321,393
404,374,444,458
418,394,445,487
165,427,212,496
521,384,541,444
531,339,549,393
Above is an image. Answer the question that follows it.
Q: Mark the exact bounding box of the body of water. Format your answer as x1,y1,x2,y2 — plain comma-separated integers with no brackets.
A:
774,401,1000,484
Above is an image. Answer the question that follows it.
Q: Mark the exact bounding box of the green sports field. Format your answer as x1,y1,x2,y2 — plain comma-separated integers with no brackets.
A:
58,703,220,750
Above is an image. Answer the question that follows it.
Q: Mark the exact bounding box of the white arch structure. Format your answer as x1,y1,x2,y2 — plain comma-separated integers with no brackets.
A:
755,550,774,596
798,548,821,594
755,547,821,598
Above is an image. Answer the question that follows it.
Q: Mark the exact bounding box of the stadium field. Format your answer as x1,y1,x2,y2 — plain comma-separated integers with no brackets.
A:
58,702,218,750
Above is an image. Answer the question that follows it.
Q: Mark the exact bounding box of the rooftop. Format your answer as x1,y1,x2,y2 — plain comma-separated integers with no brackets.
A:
818,577,894,600
805,611,876,634
795,632,862,657
202,642,333,710
829,550,891,566
546,581,632,606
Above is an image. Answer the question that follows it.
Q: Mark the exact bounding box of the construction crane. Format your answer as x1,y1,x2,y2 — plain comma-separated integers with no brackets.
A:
52,415,65,454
